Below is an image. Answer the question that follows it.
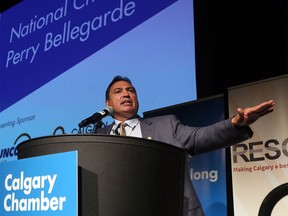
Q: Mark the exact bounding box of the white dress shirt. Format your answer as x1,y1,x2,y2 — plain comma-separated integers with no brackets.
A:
111,118,142,138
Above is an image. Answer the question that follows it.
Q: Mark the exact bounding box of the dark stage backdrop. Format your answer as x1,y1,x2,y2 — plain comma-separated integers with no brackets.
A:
194,0,288,99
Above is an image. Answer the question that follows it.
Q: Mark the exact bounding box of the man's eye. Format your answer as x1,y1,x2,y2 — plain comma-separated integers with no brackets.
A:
128,89,135,93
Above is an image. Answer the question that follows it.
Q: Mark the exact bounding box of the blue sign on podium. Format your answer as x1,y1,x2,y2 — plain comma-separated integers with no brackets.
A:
0,151,78,216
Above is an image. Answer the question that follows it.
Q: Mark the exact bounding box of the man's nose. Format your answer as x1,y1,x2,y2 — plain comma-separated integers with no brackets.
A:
122,90,130,97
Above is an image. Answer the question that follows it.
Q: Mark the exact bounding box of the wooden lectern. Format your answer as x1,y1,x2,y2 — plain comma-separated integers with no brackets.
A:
17,134,185,216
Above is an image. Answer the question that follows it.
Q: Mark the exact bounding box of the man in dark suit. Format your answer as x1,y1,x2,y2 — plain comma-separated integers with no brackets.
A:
96,75,275,216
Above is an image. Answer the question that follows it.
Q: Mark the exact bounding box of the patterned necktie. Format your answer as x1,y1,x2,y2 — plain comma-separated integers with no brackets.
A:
119,123,128,136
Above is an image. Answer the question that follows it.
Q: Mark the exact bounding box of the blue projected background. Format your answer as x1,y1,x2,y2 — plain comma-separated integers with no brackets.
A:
0,0,197,161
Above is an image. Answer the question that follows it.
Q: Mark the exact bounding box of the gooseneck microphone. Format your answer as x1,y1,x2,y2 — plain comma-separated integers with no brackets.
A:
78,106,113,128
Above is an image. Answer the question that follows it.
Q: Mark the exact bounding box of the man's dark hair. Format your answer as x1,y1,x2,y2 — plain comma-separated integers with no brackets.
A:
105,75,133,100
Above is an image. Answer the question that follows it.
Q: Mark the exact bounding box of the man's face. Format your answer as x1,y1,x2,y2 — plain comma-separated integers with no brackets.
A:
106,81,139,121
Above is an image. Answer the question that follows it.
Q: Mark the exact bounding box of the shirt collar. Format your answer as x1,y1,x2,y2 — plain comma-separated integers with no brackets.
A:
114,118,139,128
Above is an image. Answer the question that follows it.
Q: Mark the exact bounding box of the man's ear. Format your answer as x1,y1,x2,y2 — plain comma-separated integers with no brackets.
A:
106,100,110,107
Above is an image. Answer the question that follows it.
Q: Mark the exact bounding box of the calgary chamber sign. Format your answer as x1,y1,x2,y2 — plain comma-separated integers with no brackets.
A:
0,151,78,215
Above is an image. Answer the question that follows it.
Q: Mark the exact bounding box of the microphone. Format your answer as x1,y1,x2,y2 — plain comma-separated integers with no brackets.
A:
78,106,113,128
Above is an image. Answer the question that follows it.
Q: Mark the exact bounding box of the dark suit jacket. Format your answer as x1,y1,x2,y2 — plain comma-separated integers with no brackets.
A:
96,114,253,216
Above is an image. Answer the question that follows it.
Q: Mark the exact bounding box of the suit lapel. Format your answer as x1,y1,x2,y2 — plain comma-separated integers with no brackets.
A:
97,124,113,135
140,118,154,139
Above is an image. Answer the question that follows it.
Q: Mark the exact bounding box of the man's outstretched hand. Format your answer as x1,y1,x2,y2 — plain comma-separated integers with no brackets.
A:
231,100,275,127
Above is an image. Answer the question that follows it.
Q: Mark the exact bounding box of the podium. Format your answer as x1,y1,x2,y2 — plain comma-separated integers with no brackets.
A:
17,134,185,216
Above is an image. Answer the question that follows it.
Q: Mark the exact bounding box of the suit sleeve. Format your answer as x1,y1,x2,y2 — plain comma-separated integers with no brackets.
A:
163,115,253,155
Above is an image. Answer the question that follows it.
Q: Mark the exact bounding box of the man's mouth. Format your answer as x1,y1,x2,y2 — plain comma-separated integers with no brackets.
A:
121,100,132,105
